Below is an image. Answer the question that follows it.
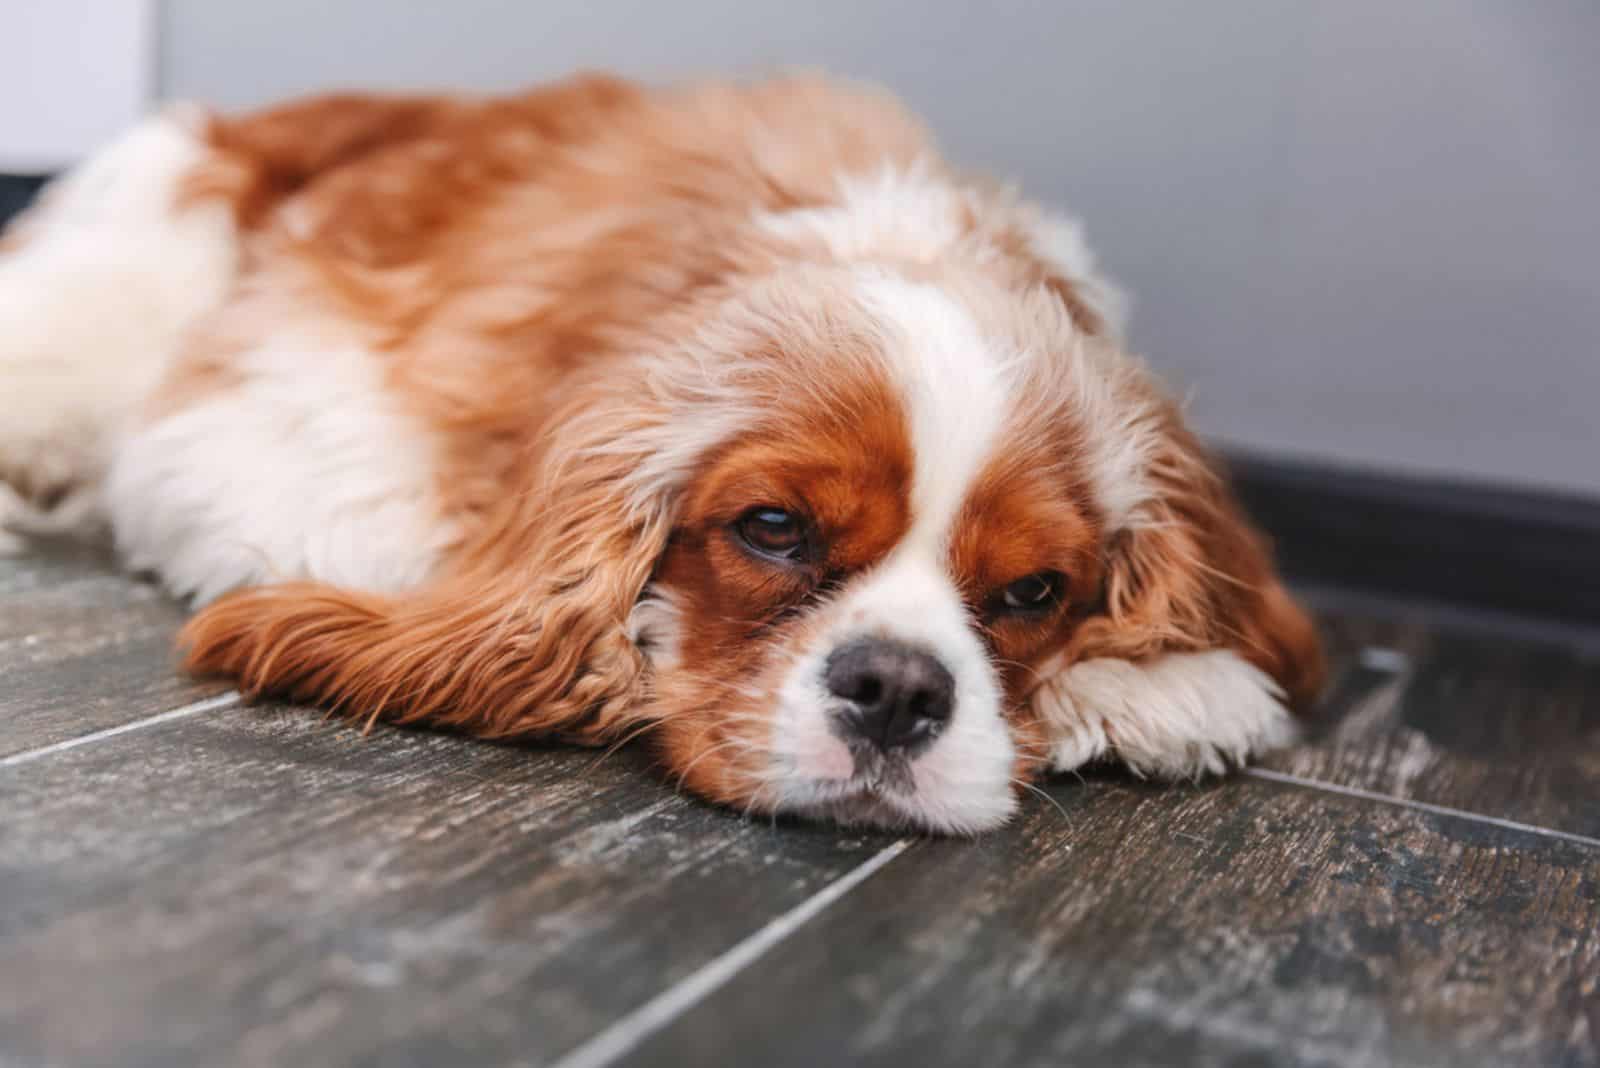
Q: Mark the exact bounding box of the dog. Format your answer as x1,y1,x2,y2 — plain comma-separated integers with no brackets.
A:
0,73,1323,833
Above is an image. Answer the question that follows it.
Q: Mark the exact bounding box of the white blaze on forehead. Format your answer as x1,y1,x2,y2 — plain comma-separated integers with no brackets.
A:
754,165,1151,535
853,269,1019,553
753,165,964,264
760,269,1021,834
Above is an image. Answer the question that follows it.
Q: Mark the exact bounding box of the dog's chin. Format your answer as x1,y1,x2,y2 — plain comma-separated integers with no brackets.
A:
773,757,1019,836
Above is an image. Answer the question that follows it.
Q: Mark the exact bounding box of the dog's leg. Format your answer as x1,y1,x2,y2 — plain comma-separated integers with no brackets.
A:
0,109,237,548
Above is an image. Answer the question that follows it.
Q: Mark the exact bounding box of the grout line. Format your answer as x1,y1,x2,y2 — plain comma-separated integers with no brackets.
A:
1357,646,1411,674
548,837,913,1068
0,691,242,770
1243,767,1600,850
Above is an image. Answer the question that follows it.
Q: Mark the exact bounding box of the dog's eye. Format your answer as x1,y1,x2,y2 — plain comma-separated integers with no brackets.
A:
735,507,810,562
995,571,1066,614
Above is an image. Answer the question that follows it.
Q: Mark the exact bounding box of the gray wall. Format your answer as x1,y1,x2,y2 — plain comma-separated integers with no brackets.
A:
160,0,1600,495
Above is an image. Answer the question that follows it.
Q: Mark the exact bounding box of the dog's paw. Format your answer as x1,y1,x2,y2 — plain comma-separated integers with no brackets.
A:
0,456,104,551
0,239,129,541
0,482,31,554
1034,650,1296,780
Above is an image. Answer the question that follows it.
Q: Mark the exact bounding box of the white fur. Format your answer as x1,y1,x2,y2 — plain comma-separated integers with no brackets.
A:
856,269,1018,548
627,588,685,674
766,271,1022,834
840,556,1015,831
757,169,1152,530
1035,650,1298,778
106,334,455,604
769,554,1015,834
1051,334,1166,530
0,110,237,544
771,661,860,785
0,111,450,604
754,163,963,263
755,164,1126,337
1016,205,1130,339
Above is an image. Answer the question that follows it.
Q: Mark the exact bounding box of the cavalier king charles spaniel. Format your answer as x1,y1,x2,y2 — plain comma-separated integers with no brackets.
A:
0,74,1323,833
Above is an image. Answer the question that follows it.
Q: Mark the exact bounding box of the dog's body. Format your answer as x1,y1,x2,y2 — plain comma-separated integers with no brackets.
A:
0,74,1322,832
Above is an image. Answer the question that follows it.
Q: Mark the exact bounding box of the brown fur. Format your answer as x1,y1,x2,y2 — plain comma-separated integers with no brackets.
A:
166,73,1321,823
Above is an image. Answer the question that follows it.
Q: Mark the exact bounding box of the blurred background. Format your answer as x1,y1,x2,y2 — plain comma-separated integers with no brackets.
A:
3,0,1597,497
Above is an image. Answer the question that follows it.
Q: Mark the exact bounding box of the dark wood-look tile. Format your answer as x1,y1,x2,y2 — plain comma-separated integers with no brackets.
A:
0,536,112,594
1269,607,1600,838
0,540,228,757
626,776,1600,1068
0,704,894,1068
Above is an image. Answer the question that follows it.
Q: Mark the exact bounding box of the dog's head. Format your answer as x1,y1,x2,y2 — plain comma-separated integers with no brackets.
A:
556,253,1322,833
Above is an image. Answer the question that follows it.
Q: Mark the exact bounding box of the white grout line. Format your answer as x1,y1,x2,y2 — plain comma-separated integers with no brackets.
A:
549,837,913,1068
1357,646,1411,674
0,690,242,770
1244,766,1600,850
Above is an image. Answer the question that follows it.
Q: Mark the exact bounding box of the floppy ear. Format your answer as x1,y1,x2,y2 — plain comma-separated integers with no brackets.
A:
178,396,674,745
1033,428,1325,777
993,200,1130,341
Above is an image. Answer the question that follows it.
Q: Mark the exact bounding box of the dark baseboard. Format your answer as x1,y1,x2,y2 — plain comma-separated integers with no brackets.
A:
1225,451,1600,629
0,173,48,228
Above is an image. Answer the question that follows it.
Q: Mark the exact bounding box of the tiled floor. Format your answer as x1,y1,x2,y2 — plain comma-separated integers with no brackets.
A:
2,540,1597,1067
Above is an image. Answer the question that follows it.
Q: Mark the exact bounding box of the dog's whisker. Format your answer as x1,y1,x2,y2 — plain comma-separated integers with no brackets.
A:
1012,777,1075,825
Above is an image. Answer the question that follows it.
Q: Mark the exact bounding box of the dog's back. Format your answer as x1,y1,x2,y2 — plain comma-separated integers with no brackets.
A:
0,74,939,599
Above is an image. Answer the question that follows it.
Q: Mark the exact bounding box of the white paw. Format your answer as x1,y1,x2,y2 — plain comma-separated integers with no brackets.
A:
1047,715,1112,772
0,482,30,553
1034,650,1297,779
0,482,105,546
0,111,239,553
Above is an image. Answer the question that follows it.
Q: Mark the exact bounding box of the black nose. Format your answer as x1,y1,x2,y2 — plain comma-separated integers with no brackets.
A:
823,638,955,754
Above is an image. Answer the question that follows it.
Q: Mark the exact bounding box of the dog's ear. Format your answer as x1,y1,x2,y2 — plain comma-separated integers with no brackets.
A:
179,382,676,745
987,200,1129,340
1033,426,1324,777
